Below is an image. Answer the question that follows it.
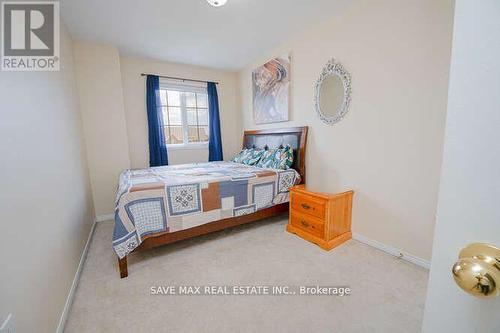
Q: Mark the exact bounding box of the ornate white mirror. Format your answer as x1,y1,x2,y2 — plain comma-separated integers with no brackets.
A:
314,59,352,125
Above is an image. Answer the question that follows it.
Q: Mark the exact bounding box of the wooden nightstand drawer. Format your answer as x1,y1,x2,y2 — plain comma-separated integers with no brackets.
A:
290,210,325,238
287,185,354,251
290,191,326,219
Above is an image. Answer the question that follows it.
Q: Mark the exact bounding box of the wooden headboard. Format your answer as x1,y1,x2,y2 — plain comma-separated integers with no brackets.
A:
242,126,308,183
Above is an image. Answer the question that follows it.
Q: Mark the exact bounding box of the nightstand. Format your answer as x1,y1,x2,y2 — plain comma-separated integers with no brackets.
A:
286,185,354,250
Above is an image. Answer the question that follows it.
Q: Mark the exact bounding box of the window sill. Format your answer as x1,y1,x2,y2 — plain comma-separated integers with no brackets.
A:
167,143,209,151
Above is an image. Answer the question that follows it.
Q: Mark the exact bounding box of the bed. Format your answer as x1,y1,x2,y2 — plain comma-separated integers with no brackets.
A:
113,126,308,278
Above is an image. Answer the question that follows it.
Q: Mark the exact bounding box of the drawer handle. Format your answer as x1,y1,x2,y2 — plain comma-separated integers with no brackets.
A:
301,203,312,210
300,220,310,227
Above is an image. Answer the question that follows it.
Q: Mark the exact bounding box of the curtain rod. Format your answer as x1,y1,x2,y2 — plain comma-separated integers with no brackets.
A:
140,73,219,85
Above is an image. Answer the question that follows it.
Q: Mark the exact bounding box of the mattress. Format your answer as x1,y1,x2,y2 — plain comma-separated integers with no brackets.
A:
113,161,300,258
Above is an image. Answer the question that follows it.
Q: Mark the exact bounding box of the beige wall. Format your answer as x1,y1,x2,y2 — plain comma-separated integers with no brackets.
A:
238,0,454,260
73,42,131,216
0,23,94,333
120,56,241,168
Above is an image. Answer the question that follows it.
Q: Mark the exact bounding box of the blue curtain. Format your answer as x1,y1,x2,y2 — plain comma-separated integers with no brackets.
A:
208,82,223,161
146,75,169,166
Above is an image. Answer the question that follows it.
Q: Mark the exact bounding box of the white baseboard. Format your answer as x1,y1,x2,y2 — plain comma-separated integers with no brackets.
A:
95,213,114,222
56,220,97,333
352,233,430,269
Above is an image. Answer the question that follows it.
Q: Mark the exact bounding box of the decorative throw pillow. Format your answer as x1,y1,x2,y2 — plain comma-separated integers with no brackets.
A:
278,145,294,170
256,149,275,169
231,148,264,165
231,149,251,163
256,145,294,170
242,148,265,165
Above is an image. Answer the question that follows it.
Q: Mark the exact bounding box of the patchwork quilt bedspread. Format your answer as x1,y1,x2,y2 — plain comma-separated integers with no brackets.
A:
113,161,300,258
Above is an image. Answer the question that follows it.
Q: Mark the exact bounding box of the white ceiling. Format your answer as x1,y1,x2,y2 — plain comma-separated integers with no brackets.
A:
61,0,351,70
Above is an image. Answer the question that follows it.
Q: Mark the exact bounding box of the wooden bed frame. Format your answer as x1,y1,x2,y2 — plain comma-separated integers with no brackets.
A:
118,126,308,278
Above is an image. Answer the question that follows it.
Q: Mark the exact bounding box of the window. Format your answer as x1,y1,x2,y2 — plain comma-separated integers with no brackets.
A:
159,81,209,147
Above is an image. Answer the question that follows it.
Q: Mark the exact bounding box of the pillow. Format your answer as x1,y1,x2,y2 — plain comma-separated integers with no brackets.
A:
243,148,265,165
279,145,294,169
231,148,264,165
256,149,275,169
231,148,251,163
256,145,294,170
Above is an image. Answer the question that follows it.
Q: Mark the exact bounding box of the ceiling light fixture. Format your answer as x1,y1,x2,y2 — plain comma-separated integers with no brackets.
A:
206,0,227,7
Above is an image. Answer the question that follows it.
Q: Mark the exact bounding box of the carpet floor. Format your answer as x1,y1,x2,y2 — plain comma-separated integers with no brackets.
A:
65,216,428,333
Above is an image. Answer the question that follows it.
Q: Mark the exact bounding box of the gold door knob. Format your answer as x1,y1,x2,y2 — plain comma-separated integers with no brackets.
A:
452,243,500,298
